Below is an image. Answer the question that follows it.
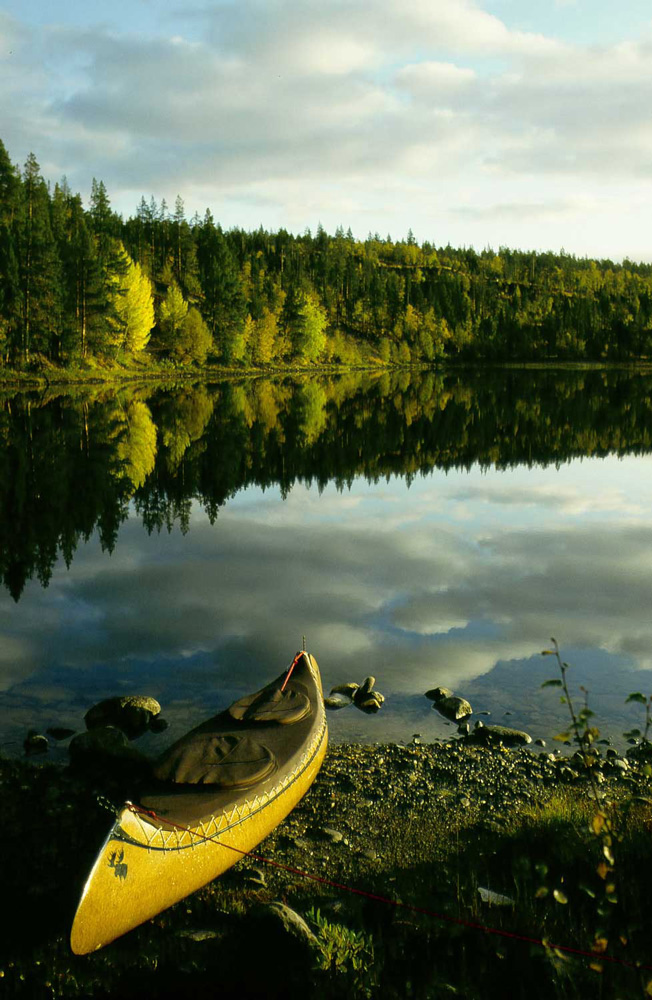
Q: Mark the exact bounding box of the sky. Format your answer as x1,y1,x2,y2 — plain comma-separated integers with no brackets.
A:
2,0,652,259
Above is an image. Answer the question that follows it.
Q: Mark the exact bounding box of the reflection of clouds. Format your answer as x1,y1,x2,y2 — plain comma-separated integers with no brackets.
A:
450,484,645,517
3,457,652,745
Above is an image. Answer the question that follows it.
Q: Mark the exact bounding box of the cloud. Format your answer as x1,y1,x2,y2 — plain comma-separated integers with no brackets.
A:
3,1,652,255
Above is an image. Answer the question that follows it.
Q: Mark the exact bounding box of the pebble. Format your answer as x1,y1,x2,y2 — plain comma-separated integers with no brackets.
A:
23,733,48,756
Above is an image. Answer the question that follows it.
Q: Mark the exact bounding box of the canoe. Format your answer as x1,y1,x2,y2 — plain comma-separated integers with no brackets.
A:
70,651,327,954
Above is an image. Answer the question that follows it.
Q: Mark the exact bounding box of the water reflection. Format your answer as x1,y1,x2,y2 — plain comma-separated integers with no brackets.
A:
1,370,652,752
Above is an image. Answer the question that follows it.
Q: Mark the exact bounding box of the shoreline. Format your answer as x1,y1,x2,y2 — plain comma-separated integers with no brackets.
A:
1,740,650,997
2,357,652,389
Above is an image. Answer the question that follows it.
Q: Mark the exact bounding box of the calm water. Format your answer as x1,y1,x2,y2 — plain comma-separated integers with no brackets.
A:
1,368,652,757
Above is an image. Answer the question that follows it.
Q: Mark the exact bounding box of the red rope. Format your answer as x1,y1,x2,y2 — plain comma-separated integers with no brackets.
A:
280,651,304,693
126,803,652,973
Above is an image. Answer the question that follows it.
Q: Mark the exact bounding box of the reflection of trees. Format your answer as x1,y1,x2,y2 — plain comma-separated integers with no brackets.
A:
2,368,652,598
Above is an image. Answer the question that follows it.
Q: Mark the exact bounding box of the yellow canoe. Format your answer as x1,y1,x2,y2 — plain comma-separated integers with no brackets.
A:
70,651,327,955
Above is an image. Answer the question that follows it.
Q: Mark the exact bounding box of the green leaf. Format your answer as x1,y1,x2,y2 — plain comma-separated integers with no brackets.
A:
541,650,555,656
553,889,568,905
541,679,562,688
626,692,647,705
554,731,571,742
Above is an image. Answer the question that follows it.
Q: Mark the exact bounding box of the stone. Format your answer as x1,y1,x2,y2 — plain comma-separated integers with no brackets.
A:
249,902,319,960
176,928,221,942
433,695,472,722
357,698,381,714
469,722,532,747
46,727,76,741
330,683,359,697
534,739,546,747
84,695,162,739
425,686,453,701
69,725,151,774
319,827,344,843
24,732,48,756
325,693,354,710
357,676,376,697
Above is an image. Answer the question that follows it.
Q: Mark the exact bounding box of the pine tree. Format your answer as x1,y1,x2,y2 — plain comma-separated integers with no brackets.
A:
0,139,21,360
16,153,63,361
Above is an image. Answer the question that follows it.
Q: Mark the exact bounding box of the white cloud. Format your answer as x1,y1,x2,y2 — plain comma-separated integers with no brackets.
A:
3,1,652,255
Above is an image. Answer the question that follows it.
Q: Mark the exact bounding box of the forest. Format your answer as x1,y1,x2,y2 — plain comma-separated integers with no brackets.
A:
2,139,652,369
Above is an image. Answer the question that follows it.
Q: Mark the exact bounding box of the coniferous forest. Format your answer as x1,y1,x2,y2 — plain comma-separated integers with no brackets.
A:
2,138,652,371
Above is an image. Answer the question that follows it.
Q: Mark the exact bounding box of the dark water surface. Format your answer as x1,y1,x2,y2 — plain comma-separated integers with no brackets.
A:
2,368,652,757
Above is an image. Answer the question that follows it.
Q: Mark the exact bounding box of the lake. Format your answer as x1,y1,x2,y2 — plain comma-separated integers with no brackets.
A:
1,367,652,758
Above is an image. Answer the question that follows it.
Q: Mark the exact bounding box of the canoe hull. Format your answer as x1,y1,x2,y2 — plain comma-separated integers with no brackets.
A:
70,653,327,955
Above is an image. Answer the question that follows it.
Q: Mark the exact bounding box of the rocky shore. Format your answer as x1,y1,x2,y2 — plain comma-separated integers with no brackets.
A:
1,736,651,999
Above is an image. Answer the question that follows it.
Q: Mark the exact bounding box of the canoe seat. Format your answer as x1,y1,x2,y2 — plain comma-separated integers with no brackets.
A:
228,686,311,725
153,733,276,787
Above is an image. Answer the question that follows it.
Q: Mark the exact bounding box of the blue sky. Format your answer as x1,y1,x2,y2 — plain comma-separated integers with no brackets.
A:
2,0,652,259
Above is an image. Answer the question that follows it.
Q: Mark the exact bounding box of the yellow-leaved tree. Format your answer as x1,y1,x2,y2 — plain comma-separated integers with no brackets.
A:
109,245,155,353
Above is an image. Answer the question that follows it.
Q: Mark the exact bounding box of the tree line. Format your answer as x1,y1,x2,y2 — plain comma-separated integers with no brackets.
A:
2,138,652,368
2,367,651,599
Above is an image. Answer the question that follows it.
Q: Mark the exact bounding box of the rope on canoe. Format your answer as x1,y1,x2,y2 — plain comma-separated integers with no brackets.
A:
125,802,652,974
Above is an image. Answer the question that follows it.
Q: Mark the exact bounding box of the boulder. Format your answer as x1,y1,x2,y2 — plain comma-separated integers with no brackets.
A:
84,695,162,739
468,722,532,747
433,695,472,721
425,686,453,701
69,725,151,775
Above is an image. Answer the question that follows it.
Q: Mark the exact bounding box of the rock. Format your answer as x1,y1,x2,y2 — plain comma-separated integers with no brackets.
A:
318,827,344,844
425,686,453,701
84,695,162,739
69,725,151,774
433,695,472,722
468,722,532,747
46,727,76,741
357,698,381,714
149,716,168,733
325,693,353,710
24,732,48,756
353,681,384,712
478,887,514,906
330,683,359,697
249,902,320,963
534,739,546,747
176,927,221,941
457,722,470,736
